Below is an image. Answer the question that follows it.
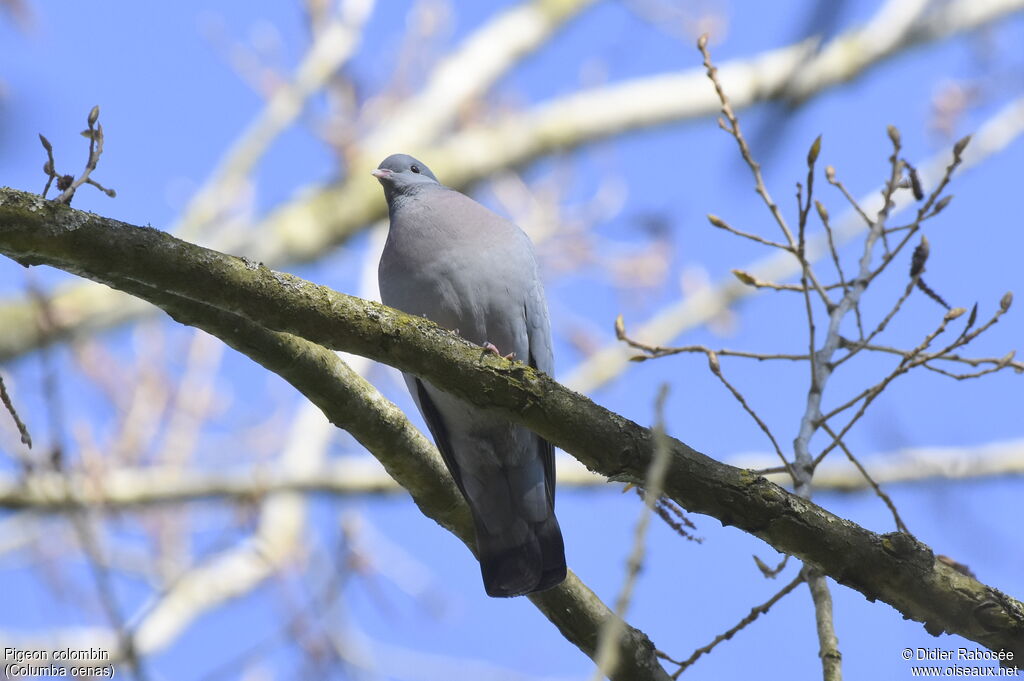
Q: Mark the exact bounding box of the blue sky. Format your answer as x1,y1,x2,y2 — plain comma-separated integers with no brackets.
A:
1,1,1023,679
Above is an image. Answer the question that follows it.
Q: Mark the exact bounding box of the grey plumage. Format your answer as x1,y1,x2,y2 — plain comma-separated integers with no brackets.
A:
373,153,565,597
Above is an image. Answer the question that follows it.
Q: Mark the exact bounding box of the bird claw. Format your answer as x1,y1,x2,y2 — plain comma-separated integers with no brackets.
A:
482,342,516,360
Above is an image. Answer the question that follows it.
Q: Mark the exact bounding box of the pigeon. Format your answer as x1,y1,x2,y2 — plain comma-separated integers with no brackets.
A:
373,153,566,597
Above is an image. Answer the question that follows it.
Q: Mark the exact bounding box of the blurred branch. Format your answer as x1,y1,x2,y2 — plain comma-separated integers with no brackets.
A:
360,0,599,155
130,391,329,655
0,372,31,448
1,0,1021,361
0,192,1021,657
4,437,1024,510
176,0,375,237
591,385,671,681
412,0,1024,188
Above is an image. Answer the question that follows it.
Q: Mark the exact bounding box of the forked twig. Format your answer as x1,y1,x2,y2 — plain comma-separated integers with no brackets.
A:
39,106,116,205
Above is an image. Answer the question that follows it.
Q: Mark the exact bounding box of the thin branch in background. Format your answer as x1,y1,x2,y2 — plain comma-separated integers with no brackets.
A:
0,372,32,448
730,269,844,293
707,214,791,250
617,316,797,481
194,528,358,681
862,297,1009,407
66,510,150,681
703,351,796,483
6,437,1024,511
26,278,149,679
688,33,1015,681
819,422,910,535
590,384,673,681
697,35,797,249
813,201,849,293
615,315,808,362
797,153,821,429
865,135,971,289
813,297,1016,468
38,133,58,198
666,572,805,677
875,125,908,254
26,279,66,468
564,96,1024,397
833,272,920,369
38,106,116,205
923,354,1019,380
814,198,864,337
178,0,375,238
699,36,832,310
816,310,960,465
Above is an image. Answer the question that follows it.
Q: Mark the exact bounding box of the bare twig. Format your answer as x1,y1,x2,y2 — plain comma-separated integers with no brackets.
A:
698,37,795,248
616,314,808,362
563,95,1024,394
833,275,919,369
700,35,848,677
707,214,791,251
731,269,845,293
45,106,116,205
618,316,797,480
688,34,1020,681
813,303,1007,467
819,422,910,534
668,572,805,677
0,373,31,448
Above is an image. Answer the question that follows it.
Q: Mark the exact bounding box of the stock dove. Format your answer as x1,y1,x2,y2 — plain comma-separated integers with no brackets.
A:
373,153,565,597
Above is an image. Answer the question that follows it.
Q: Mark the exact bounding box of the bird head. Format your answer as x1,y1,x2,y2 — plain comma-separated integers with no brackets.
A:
372,154,440,199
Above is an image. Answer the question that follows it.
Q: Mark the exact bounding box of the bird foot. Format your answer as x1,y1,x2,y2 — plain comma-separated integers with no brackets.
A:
482,342,516,360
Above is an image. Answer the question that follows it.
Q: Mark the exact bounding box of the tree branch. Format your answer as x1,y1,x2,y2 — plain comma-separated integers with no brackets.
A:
1,189,1021,658
0,206,668,679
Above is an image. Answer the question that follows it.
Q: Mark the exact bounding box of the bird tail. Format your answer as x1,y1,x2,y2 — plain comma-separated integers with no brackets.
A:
477,513,565,598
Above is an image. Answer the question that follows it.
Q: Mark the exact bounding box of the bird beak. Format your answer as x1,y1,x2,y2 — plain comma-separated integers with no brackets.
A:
371,168,393,180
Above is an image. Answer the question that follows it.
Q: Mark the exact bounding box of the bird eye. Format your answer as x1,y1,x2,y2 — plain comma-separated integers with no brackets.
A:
411,165,421,174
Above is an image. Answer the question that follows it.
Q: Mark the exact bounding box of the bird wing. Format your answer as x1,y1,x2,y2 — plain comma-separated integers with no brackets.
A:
524,276,557,505
410,375,468,499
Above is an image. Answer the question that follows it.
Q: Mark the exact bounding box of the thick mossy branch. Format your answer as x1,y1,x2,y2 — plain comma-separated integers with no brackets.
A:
101,278,668,681
0,190,669,681
0,187,1021,658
